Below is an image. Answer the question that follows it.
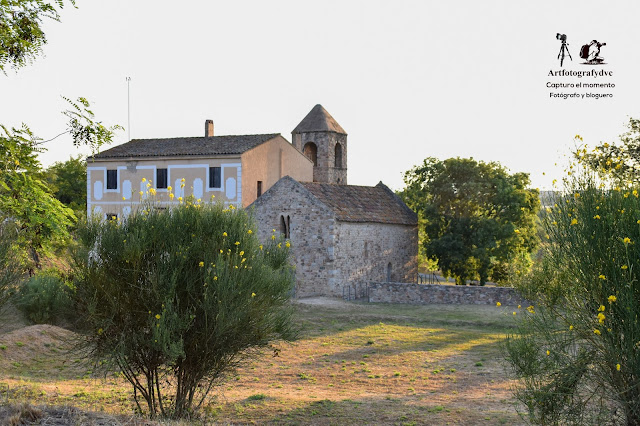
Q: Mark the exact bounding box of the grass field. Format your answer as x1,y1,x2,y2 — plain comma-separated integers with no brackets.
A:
0,298,525,425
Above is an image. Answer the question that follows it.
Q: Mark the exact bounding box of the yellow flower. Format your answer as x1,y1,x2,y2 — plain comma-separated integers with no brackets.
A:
229,205,235,210
222,232,228,237
513,312,516,316
199,261,204,267
139,191,144,196
142,178,146,182
569,325,574,330
634,190,639,198
597,313,605,323
621,265,628,270
272,229,276,233
624,237,632,244
122,196,126,201
517,305,521,309
599,274,606,280
181,178,185,182
571,218,578,225
214,276,218,280
251,292,256,298
608,295,617,303
594,329,601,335
271,235,276,240
234,241,240,246
167,185,172,191
514,229,520,234
552,221,558,225
97,328,103,335
496,302,501,307
178,197,183,202
155,314,161,319
219,249,223,254
527,305,535,314
594,215,601,220
598,305,606,312
546,350,550,356
285,241,291,248
169,193,175,200
617,363,621,371
149,188,156,195
147,183,151,188
247,230,253,234
259,245,263,250
240,251,244,256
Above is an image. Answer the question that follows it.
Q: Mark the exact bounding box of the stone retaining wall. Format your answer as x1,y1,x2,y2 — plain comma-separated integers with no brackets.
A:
367,282,526,306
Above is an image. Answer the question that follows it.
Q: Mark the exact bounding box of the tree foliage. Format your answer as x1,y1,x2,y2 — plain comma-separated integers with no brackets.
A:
0,0,74,72
506,137,640,424
580,117,640,183
400,157,540,285
0,220,22,313
71,198,297,418
45,154,86,214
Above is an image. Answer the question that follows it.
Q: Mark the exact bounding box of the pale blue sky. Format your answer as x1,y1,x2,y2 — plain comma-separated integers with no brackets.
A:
1,0,639,191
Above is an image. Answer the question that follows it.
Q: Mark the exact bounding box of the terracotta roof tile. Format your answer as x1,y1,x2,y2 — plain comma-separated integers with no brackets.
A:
91,134,280,159
300,181,417,225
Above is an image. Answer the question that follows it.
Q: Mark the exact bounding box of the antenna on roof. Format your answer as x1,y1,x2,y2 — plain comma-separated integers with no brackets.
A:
125,76,131,141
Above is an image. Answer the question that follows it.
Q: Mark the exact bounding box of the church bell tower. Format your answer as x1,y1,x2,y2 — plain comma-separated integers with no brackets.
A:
292,104,347,184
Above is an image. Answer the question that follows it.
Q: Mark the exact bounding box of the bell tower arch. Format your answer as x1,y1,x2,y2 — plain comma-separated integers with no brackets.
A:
292,104,347,184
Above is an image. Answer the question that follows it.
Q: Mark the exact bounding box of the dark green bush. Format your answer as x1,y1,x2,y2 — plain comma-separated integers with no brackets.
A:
15,269,73,325
71,198,297,419
506,143,640,424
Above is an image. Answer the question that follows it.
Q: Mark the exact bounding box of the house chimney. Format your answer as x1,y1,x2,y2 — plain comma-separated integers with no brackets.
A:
205,119,214,137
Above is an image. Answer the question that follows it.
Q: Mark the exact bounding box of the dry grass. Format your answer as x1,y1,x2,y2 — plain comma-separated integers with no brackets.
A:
0,298,524,425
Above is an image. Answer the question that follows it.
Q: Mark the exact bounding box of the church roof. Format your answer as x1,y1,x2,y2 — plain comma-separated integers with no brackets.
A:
292,104,347,135
300,181,417,226
91,134,281,159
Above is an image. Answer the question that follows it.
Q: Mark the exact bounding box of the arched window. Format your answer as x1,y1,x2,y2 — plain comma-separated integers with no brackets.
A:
386,262,392,282
280,215,290,238
303,142,317,166
335,143,343,168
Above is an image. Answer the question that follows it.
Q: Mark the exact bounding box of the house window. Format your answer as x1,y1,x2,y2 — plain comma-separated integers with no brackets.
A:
257,181,263,197
209,167,221,188
335,143,343,168
106,169,118,189
280,215,290,239
156,168,168,189
303,142,317,166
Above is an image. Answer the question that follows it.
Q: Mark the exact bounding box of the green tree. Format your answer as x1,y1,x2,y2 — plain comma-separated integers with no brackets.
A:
580,117,640,183
71,198,297,419
506,140,640,424
45,155,86,214
0,220,22,313
0,0,75,72
400,157,540,285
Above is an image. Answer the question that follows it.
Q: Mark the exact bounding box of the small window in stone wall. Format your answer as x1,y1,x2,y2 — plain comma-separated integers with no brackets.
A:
386,262,392,282
280,215,291,238
364,241,368,258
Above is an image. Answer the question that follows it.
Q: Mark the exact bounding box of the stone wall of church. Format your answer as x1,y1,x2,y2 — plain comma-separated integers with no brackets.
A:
250,176,340,297
292,132,347,184
335,222,418,295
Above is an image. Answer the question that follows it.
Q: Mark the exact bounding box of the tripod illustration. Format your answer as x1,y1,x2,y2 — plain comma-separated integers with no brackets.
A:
556,33,572,67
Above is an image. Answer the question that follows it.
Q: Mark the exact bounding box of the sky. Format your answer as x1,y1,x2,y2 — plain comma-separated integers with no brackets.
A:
1,0,639,191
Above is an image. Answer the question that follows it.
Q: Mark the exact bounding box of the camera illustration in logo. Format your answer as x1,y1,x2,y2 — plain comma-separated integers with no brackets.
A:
556,33,571,67
579,40,607,64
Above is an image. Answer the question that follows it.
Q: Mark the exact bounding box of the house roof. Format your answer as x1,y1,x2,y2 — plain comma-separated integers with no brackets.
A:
300,181,417,225
292,104,347,135
91,134,281,159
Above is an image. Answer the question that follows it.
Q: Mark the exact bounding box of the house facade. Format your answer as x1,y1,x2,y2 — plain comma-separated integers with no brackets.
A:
87,126,313,219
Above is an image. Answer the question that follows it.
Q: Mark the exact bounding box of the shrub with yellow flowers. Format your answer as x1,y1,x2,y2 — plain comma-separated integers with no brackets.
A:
506,136,640,425
70,197,296,419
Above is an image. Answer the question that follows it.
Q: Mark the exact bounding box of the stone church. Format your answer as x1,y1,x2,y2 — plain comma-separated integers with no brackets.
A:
86,104,418,297
250,105,418,297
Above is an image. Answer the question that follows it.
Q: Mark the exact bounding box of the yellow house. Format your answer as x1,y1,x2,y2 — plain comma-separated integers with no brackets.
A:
87,121,313,219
